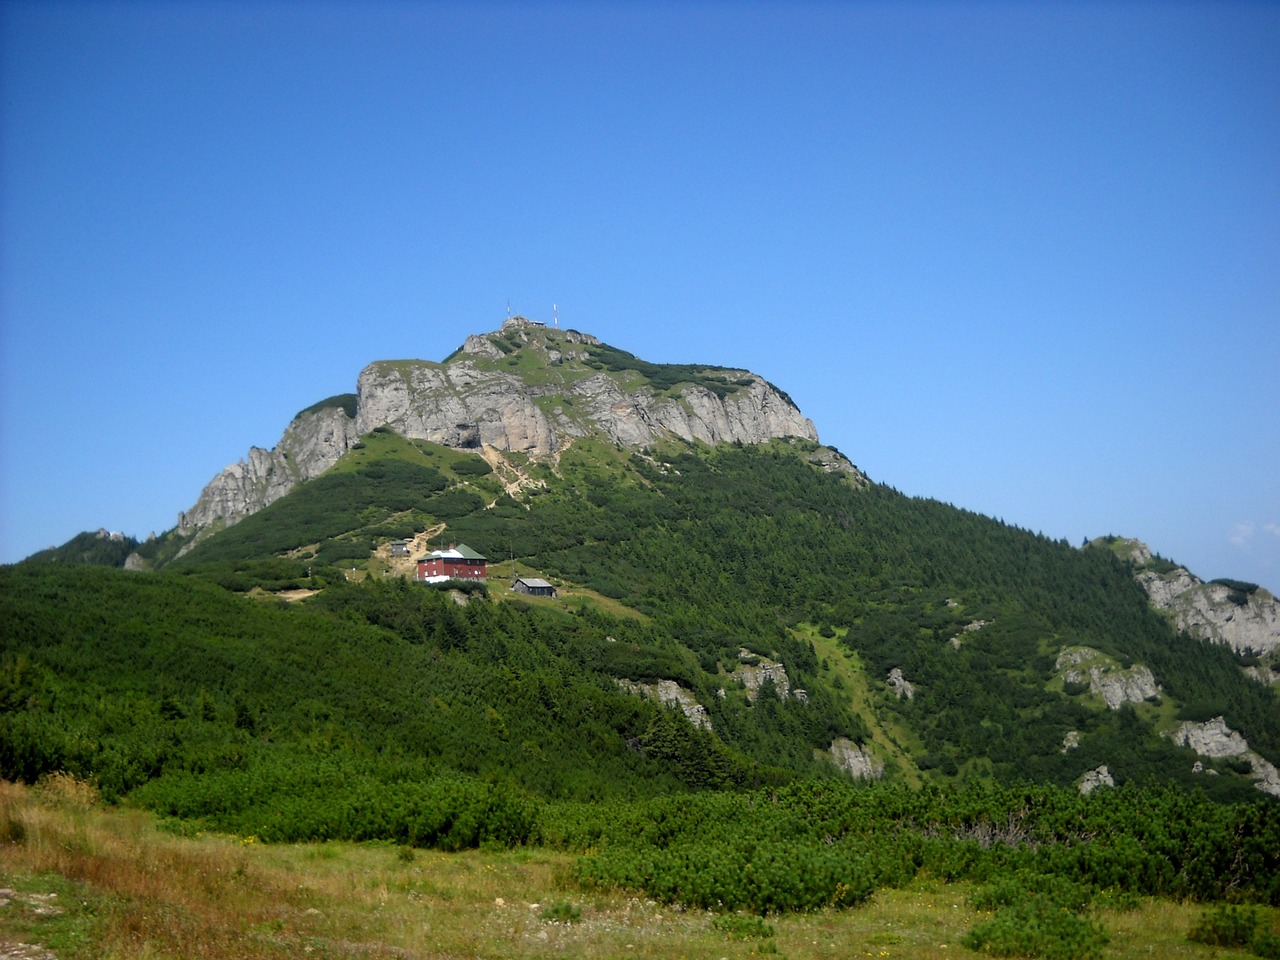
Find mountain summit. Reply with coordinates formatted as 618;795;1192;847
179;317;839;536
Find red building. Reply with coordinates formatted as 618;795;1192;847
415;543;487;583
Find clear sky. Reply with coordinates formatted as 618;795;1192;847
2;1;1277;589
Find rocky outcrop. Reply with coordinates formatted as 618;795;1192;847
735;649;793;700
1172;717;1280;798
615;679;712;730
1173;716;1249;757
948;619;990;649
1101;537;1280;658
355;362;819;457
178;403;359;536
828;738;884;780
356;360;559;455
1056;646;1159;709
179;319;838;535
887;667;915;700
1136;567;1280;657
355;317;818;458
1079;765;1114;795
569;372;819;451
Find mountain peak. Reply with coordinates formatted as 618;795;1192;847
178;322;844;538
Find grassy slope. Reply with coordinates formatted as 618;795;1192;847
448;437;1277;795
807;627;925;787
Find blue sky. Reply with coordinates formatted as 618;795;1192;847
2;1;1277;588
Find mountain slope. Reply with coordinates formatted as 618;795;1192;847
9;320;1279;809
17;439;1280;804
0;563;796;822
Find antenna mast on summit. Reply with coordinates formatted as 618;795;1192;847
554;303;559;329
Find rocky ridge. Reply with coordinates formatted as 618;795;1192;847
178;318;849;538
1103;538;1280;660
178;403;359;536
1137;567;1280;659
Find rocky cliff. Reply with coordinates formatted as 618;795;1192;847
355;320;819;456
1136;567;1280;658
178;318;844;537
1101;538;1280;661
1171;717;1280;798
178;401;359;536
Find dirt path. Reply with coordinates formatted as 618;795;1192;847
481;445;550;503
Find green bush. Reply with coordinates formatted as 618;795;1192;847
573;836;879;914
539;901;582;923
451;457;493;477
1253;931;1280;960
970;870;1095;914
1187;903;1260;947
963;897;1108;960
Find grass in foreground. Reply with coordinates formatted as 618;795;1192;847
0;779;1274;960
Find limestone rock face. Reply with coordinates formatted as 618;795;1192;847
178;320;853;538
178;404;359;536
1136;567;1280;657
736;649;793;700
569;374;819;450
615;679;712;730
460;334;505;360
828;738;884;780
887;667;915;700
356;360;559;455
1172;717;1280;798
1056;646;1159;710
1173;716;1249;758
357;318;818;457
1099;537;1280;658
1079;765;1114;795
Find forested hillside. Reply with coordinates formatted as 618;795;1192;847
1;562;812;837
7;432;1277;812
444;437;1280;791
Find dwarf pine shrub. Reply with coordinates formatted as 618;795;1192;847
962;896;1108;960
1253;931;1280;960
1187;903;1260;947
539;901;582;923
969;869;1095;914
